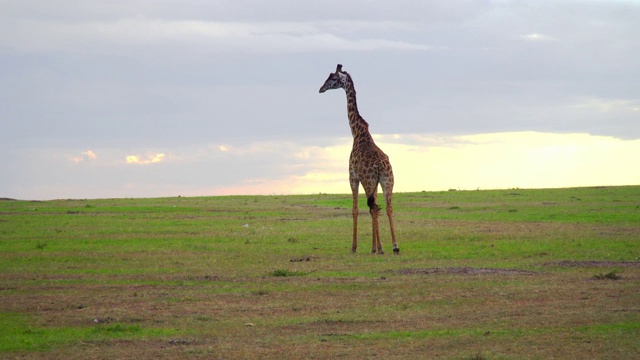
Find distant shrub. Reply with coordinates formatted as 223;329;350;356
270;269;306;277
592;270;622;280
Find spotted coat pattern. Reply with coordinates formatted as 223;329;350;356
319;64;399;255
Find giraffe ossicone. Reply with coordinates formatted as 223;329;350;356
319;64;399;255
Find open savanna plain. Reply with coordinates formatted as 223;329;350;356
1;186;639;359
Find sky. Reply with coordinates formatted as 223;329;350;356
1;0;639;200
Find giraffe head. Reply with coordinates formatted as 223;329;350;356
319;64;348;93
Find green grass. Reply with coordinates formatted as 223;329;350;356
0;186;639;358
0;313;181;352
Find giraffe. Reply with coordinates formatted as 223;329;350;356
319;64;399;255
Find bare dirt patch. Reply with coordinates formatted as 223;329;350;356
391;267;537;276
548;260;640;268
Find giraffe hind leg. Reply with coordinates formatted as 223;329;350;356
367;194;384;255
381;183;399;255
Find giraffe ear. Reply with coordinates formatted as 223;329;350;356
335;64;343;73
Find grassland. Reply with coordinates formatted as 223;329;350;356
1;186;639;359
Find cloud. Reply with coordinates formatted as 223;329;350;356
572;97;640;113
520;33;557;42
83;150;97;160
210;171;346;196
125;153;166;165
69;150;97;163
1;18;432;54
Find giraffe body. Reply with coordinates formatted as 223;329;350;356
320;64;399;255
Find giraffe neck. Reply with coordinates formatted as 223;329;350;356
342;73;371;140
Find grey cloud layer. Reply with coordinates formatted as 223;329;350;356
1;1;639;199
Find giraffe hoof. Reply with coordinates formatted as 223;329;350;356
393;248;400;255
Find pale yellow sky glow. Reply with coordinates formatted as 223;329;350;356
211;132;640;195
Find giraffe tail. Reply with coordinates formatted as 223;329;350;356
367;195;382;214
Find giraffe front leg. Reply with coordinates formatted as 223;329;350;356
350;178;359;253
